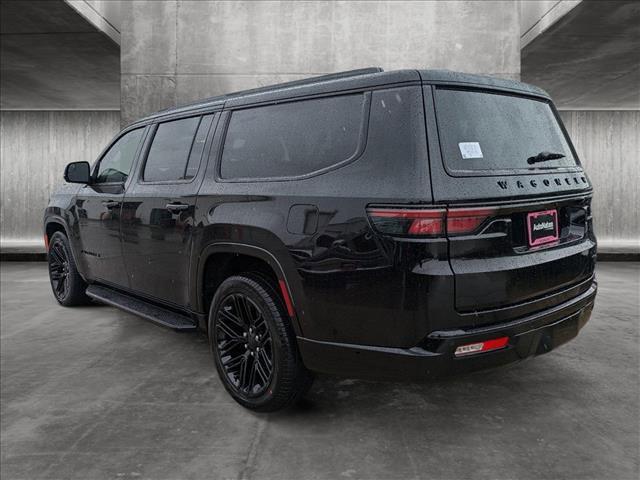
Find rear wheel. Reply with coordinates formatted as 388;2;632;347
208;273;313;412
47;231;90;306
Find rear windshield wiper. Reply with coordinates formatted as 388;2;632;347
527;151;566;165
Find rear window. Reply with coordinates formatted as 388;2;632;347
434;88;578;174
220;94;367;179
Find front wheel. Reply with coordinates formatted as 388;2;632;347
47;231;90;306
208;273;313;412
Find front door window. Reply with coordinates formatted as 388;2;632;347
95;128;144;184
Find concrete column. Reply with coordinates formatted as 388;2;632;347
121;0;520;125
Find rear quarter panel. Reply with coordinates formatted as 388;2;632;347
192;85;439;346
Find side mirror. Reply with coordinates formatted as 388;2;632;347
64;161;91;184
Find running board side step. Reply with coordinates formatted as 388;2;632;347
86;285;197;331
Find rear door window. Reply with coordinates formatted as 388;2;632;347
143;115;213;182
220;94;368;179
434;88;578;175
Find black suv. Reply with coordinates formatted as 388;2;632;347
44;68;597;412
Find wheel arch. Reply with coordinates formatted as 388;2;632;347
44;215;88;281
194;243;304;336
44;218;69;244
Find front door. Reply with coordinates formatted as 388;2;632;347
121;113;217;308
75;127;147;286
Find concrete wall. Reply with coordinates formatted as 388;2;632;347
0;110;120;252
4;1;635;255
121;0;521;125
560;110;640;253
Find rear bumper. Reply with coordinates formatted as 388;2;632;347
298;280;596;381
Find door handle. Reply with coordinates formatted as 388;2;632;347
165;203;189;212
102;200;120;209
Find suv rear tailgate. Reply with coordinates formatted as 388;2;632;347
449;194;595;314
422;81;597;325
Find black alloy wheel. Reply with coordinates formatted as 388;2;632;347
216;293;274;397
48;238;70;300
47;231;90;306
209;273;313;412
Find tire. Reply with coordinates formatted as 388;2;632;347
208;273;313;412
47;231;90;306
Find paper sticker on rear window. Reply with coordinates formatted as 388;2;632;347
458;142;483;159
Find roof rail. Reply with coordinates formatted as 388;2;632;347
285;67;385;87
221;67;385;101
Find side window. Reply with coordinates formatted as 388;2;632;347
143;115;212;182
95;128;144;183
220;94;367;179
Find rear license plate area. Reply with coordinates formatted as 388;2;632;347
527;209;559;247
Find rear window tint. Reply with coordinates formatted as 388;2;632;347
435;88;578;174
143;116;201;182
220;94;367;179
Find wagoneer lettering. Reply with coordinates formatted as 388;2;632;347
44;68;597;412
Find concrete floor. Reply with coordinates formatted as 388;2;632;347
1;262;638;480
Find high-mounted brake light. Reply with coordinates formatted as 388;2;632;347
454;337;509;357
366;206;496;237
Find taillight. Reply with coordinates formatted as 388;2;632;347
366;208;445;236
367;206;496;237
446;207;496;235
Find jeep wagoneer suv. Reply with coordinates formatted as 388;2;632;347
45;68;597;411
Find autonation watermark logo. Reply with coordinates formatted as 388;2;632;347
533;222;554;231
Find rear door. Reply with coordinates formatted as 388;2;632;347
423;85;596;322
121;113;217;308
